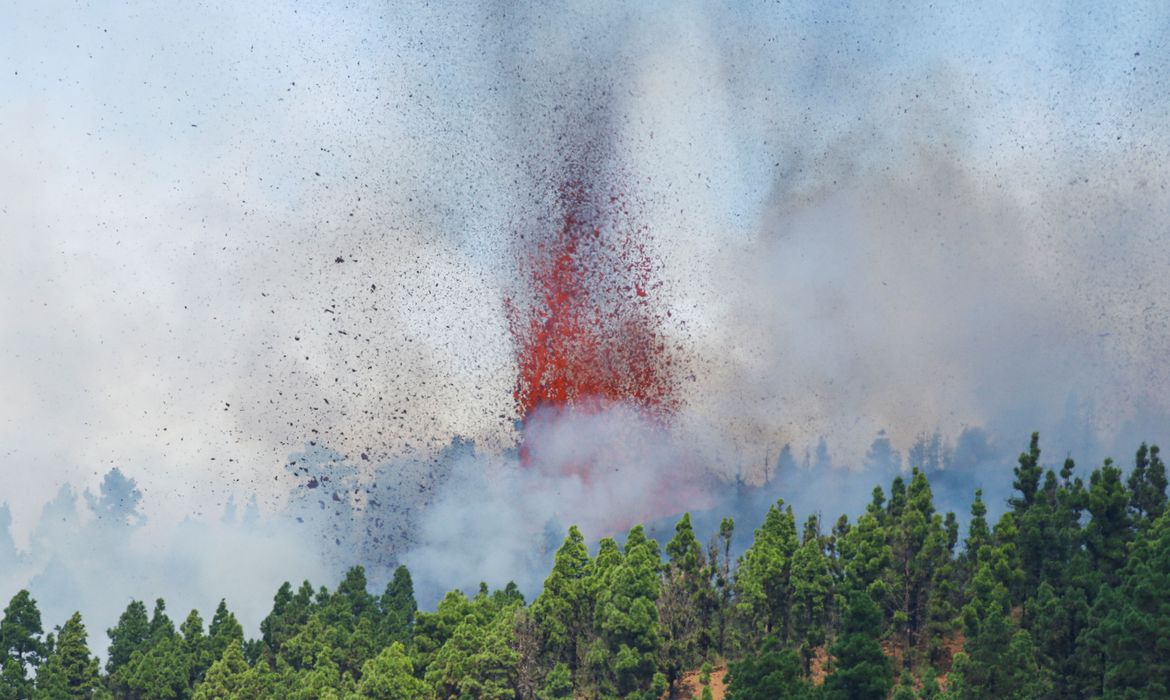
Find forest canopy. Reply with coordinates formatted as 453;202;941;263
3;434;1168;699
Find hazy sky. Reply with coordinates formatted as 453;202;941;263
4;0;1170;545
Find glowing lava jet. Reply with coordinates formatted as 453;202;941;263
507;177;680;479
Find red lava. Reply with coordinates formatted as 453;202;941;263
507;177;678;475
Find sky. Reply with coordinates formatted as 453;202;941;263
2;0;1170;620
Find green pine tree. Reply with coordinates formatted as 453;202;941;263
0;590;46;700
380;565;417;647
725;638;815;700
106;601;150;675
659;513;716;690
531;526;594;682
735;500;799;645
355;642;431;699
35;613;101;700
822;590;893;700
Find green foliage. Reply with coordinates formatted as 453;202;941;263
412;590;473;677
1128;443;1168;527
35;612;101;700
531;525;595;687
192;641;274;700
380;565;417;647
424;606;519;700
1010;432;1044;515
355;642;431;699
1078;509;1170;697
1085;459;1134;586
947;618;1052;700
180;608;213;687
839;511;894;612
208;599;245;664
735;500;799;644
789;515;833;672
892;671;916;700
725;638;815;700
659;513;717;689
0;658;30;700
591;525;663;698
261;581;316;659
106;601;150;675
1026;581;1088;699
539;662;573;699
0;590;46;700
822;591;892;700
116;635;192;700
149;599;176;642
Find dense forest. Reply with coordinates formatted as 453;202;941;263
3;434;1169;699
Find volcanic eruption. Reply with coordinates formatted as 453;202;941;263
507;171;682;479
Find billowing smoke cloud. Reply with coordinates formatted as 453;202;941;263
0;469;333;658
703;147;1170;470
402;403;719;606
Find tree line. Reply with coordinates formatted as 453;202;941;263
2;434;1168;699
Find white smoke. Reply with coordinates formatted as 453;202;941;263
0;471;332;659
401;402;719;605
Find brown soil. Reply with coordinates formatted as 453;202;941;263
808;645;830;685
667;629;969;699
935;630;967;690
881;639;905;671
670;664;728;700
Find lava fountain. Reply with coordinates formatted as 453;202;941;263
507;174;686;487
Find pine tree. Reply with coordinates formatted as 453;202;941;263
411;590;474;678
714;517;735;656
925;516;960;668
948;613;1051;700
659;513;714;689
789;514;833;673
539;663;573;699
117;635;191;700
725;638;815;700
35;613;101;700
962;490;991;570
0;590;46;700
106;600;150;675
179;609;212;688
380;565;417;646
890;468;949;662
208;600;245;667
838;510;894;617
1077;509;1170;696
355;642;430;699
425;606;519;700
1085;460;1134;587
1026;581;1088;700
953;527;1051;700
1128;443;1168;527
192;642;250;700
1010;432;1043;515
735;500;799;644
592;526;664;699
149;598;175;642
324;566;376;634
261;581;315;659
822;591;892;700
531;526;594;680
